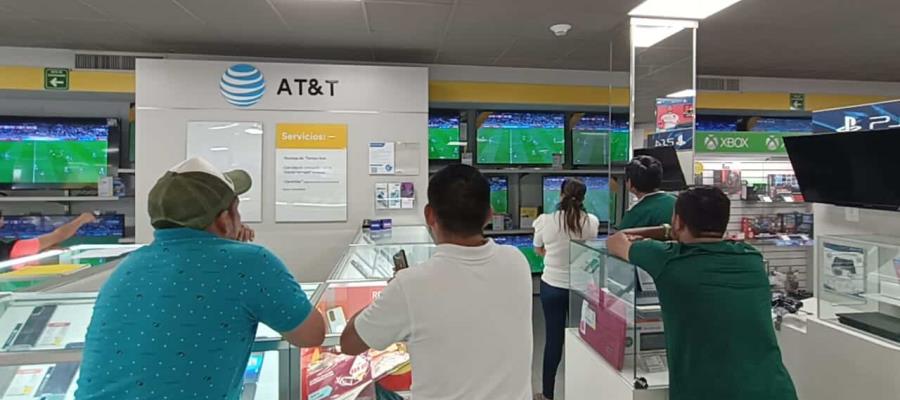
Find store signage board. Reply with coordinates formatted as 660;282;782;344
696;131;808;154
274;123;348;222
790;93;805;111
812;99;900;133
137;59;427;113
43;68;69;90
648;128;693;150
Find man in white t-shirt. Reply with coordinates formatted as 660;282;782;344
341;165;533;400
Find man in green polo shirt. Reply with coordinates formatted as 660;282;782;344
617;155;676;230
608;186;797;400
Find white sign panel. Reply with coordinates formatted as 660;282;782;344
186;121;264;222
275;123;348;222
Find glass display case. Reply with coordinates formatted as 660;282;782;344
569;240;668;389
818;234;900;343
0;281;321;400
0;245;143;292
330;226;435;281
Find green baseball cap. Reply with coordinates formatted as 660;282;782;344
149;157;251;230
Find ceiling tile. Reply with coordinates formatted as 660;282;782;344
270;0;367;32
436;54;498;66
367;0;453;4
0;0;106;20
501;38;587;60
80;0;202;27
35;19;149;49
365;2;451;36
0;18;63;43
374;48;436;64
439;33;517;58
177;0;289;37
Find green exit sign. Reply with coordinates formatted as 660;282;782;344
44;68;70;90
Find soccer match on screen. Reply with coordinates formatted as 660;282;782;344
0;120;109;185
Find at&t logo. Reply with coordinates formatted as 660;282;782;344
219;64;266;107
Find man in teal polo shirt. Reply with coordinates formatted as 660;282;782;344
76;158;325;400
617;155;677;230
608;186;797;400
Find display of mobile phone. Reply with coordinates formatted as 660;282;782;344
326;307;348;333
11;305;57;349
36;362;79;396
243;353;264;384
0;367;17;396
393;250;409;272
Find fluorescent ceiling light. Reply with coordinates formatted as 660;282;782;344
630;18;697;48
667;89;696;98
629;0;743;20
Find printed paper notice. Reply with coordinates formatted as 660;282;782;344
275;123;348;222
368;142;395;175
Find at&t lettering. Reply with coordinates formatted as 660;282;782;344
277;78;339;96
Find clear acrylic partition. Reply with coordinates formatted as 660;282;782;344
817;235;900;344
332;226;436;281
302;280;410;400
570;240;668;389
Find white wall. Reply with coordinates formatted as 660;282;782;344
136;59;429;281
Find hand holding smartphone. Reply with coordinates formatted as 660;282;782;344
392;250;409;274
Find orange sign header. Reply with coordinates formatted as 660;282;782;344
275;123;348;149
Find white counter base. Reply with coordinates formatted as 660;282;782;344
565;328;667;400
777;315;900;400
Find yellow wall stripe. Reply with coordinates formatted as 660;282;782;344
0;66;44;90
69;70;135;93
0;65;894;111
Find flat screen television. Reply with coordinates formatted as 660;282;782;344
633;146;688;191
749;117;811;133
489;176;509;214
491;234;544;274
477;112;564;165
542;176;610;221
695;115;739;132
572;113;630;165
0;116;119;189
0;213;125;239
784;131;900;211
428;112;461;160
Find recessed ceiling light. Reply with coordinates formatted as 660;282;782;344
629;0;742;20
549;24;572;37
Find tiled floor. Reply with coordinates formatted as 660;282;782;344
532;296;566;400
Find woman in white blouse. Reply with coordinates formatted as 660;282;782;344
532;178;600;400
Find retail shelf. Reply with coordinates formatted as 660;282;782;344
0;196;119;202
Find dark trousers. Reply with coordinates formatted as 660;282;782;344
540;280;569;399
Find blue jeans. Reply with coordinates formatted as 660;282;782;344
540;280;569;399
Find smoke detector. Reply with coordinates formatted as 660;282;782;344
550;24;572;37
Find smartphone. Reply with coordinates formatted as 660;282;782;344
326;307;348;333
36;362;79;396
243;353;264;384
393;250;409;272
11;305;57;349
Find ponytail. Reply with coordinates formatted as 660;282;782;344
557;178;588;237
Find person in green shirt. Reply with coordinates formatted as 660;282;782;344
617;155;677;230
607;186;798;400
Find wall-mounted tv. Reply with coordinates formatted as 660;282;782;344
491;234;544;274
477;112;564;165
428;112;461;160
0;116;118;189
572;113;630;165
695;115;739;132
749;117;811;133
0;214;125;239
784;131;900;211
542;176;610;221
489;176;509;214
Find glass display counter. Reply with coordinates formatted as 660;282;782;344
818;234;900;343
331;226;435;281
0;245;143;292
569;240;668;389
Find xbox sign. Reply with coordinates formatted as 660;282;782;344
697;132;803;154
